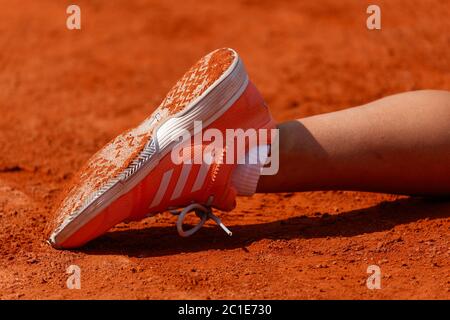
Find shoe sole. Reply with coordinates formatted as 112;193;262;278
49;49;248;248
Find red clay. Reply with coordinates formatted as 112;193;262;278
0;0;449;299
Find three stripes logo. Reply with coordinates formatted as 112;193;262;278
149;155;213;208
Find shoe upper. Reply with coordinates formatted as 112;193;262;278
128;81;276;220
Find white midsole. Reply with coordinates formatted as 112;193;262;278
50;50;249;247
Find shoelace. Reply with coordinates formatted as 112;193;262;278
170;203;232;237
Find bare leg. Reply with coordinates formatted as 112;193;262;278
257;90;450;196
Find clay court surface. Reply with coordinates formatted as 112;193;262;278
0;0;449;299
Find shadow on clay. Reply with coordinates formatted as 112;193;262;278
79;196;450;258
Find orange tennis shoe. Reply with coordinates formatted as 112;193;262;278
49;48;276;249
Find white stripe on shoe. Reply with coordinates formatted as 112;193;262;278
191;157;212;192
149;169;174;208
170;164;192;200
150;153;214;208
